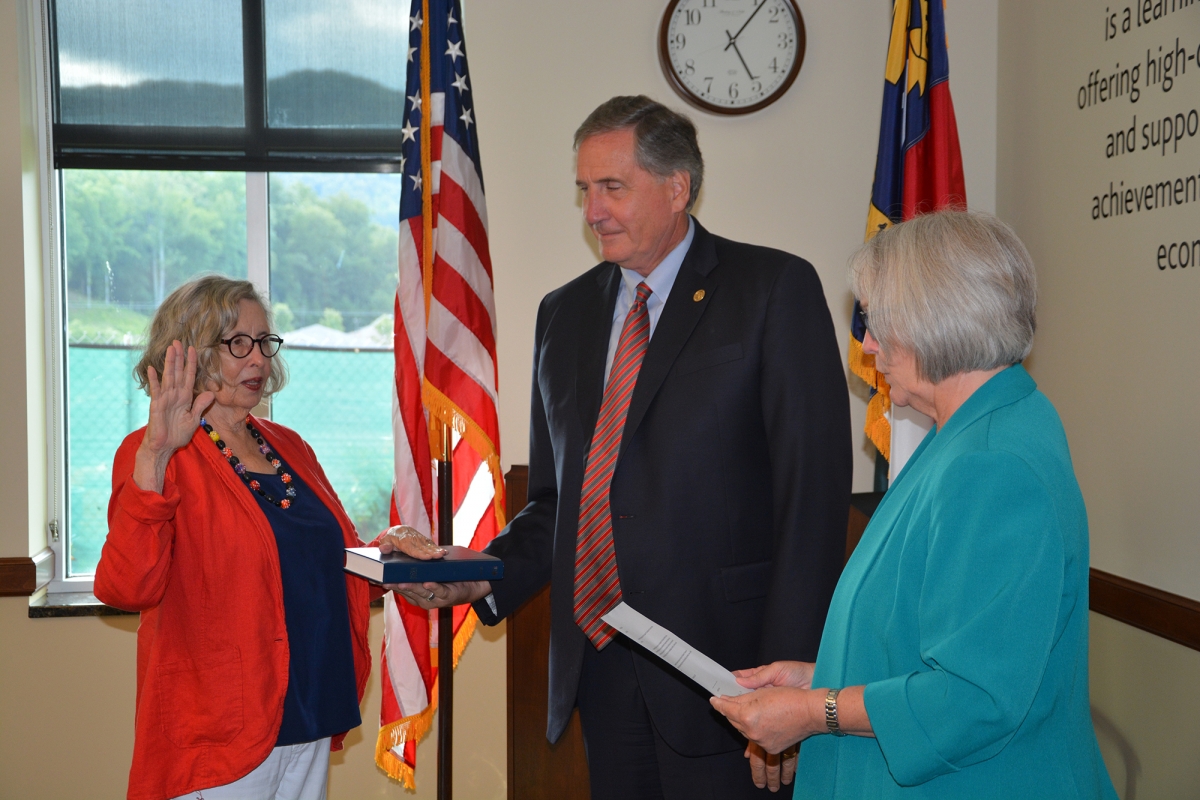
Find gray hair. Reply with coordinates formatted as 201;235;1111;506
848;210;1037;384
135;274;288;398
574;95;704;211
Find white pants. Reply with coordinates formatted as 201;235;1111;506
170;737;330;800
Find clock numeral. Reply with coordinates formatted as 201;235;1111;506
769;4;782;22
672;32;686;49
703;77;713;94
685;8;701;25
751;80;762;94
778;32;793;48
769;57;779;73
702;0;716;7
728;82;739;99
683;59;696;75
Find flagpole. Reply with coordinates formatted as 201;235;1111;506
436;421;454;800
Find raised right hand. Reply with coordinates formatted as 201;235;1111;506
133;341;214;493
142;340;215;456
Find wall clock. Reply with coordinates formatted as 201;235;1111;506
659;0;806;115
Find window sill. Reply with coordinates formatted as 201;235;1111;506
29;592;135;618
28;592;387;618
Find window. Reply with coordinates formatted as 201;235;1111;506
45;0;407;589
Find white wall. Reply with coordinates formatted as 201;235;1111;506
996;0;1199;600
996;1;1200;795
470;0;998;492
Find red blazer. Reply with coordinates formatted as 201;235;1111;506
95;417;378;800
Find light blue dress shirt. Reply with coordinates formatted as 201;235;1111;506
602;216;694;388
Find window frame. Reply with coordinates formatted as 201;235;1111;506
49;0;405;174
38;0;406;594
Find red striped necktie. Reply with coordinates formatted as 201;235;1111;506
574;282;653;649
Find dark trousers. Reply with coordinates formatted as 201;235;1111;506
576;636;794;800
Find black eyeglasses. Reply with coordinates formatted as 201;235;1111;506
856;305;870;333
219;334;284;358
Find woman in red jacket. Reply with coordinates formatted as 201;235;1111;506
95;275;399;800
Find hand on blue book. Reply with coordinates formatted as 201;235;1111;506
376;526;494;609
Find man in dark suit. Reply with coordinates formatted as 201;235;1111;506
389;96;851;799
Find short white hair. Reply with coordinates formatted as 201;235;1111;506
848;210;1037;384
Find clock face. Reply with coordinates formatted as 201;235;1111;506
660;0;806;115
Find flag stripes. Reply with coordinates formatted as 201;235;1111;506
380;0;503;788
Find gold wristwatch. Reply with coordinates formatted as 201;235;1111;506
824;687;846;736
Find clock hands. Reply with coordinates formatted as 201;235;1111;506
725;34;758;81
724;0;769;81
724;0;769;49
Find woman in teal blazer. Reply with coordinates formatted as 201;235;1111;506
713;211;1117;799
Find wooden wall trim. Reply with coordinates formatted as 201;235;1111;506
0;548;55;597
1090;568;1200;652
846;493;1200;652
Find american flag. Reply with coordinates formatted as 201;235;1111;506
379;0;504;786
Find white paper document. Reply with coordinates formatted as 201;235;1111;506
601;602;749;697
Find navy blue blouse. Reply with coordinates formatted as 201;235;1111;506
248;462;362;746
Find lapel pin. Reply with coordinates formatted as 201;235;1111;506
693;289;705;302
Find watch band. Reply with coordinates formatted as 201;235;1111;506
825;687;846;736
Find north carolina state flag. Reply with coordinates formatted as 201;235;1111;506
850;0;966;465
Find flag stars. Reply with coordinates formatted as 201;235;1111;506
410;12;422;32
451;72;469;95
459;106;474;129
408;92;422;112
399;154;407;173
447;8;457;26
408;44;418;63
410;172;423;191
446;39;464;62
401;120;418;143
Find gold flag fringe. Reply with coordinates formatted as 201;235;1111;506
848;335;891;461
375;699;434;789
422;382;508;530
374;607;485;789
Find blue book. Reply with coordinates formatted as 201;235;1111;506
344;545;503;584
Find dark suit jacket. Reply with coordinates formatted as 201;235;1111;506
475;220;851;756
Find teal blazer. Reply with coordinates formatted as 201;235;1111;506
797;366;1116;799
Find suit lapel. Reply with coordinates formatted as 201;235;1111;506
619;223;719;455
576;264;622;439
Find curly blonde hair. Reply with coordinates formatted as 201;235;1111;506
134;275;289;398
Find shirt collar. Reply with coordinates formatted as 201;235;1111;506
617;215;695;308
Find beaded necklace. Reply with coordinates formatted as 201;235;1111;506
200;416;297;509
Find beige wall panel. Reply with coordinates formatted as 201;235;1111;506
0;603;508;800
1;0;33;560
996;0;1200;599
1089;612;1200;799
0;602;139;799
